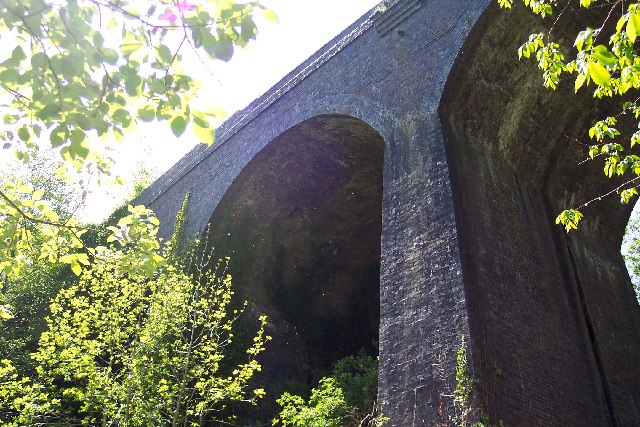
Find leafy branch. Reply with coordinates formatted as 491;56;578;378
499;0;640;231
0;0;278;279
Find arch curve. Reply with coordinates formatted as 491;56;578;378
439;2;640;425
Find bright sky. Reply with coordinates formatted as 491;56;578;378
84;0;381;223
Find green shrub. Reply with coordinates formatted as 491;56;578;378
273;354;387;427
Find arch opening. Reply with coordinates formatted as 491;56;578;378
621;203;640;303
204;114;385;415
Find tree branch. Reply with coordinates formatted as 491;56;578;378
0;188;89;241
0;0;64;112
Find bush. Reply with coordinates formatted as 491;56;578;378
273;354;387;427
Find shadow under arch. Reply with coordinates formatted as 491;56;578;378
439;2;640;425
204;113;385;419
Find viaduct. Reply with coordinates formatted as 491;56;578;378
137;0;640;424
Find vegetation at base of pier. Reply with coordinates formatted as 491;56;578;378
273;354;387;427
437;337;503;427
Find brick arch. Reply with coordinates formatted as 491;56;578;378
204;113;386;420
440;2;640;425
140;96;404;242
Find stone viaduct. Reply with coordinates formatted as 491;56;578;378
137;0;640;424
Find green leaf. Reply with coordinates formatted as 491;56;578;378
206;37;234;61
138;107;155;122
11;45;26;62
262;8;279;23
555;209;583;232
575;73;586;92
69;129;89;159
0;306;13;320
621;188;638;204
202;106;227;118
575;28;594;51
70;261;82;276
50;125;67;148
101;48;119;65
592;46;617;67
629;13;640;43
76;253;90;265
154;44;173;67
149;78;166;94
93;32;105;48
38;104;61;120
17;127;30;142
32;189;44;200
192;114;209;128
0;68;19;84
170;116;188;137
125;75;143;96
31;52;47;69
120;39;143;55
192;120;215;144
112;109;131;127
241;16;258;42
61;55;82;76
587;61;611;86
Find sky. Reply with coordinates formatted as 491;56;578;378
83;0;381;223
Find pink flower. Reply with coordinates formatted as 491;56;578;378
176;1;196;12
158;8;177;22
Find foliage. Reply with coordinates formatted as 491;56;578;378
0;177;86;280
0;156;82;320
450;336;482;427
0;150;82;220
0;259;72;376
0;174;270;425
622;216;640;301
275;378;350;427
454;337;475;408
169;192;193;266
102;203;167;276
0;0;278;281
332;353;379;417
1;0;276;158
0;245;269;426
448;337;502;427
273;355;387;427
130;162;159;200
497;0;640;230
0;3;277;422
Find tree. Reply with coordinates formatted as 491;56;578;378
0;152;82;320
0;236;269;426
0;0;278;282
497;0;640;231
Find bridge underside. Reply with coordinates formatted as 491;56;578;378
139;1;640;424
441;2;640;425
205;115;384;419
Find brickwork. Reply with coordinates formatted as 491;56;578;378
138;0;640;425
440;3;640;425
